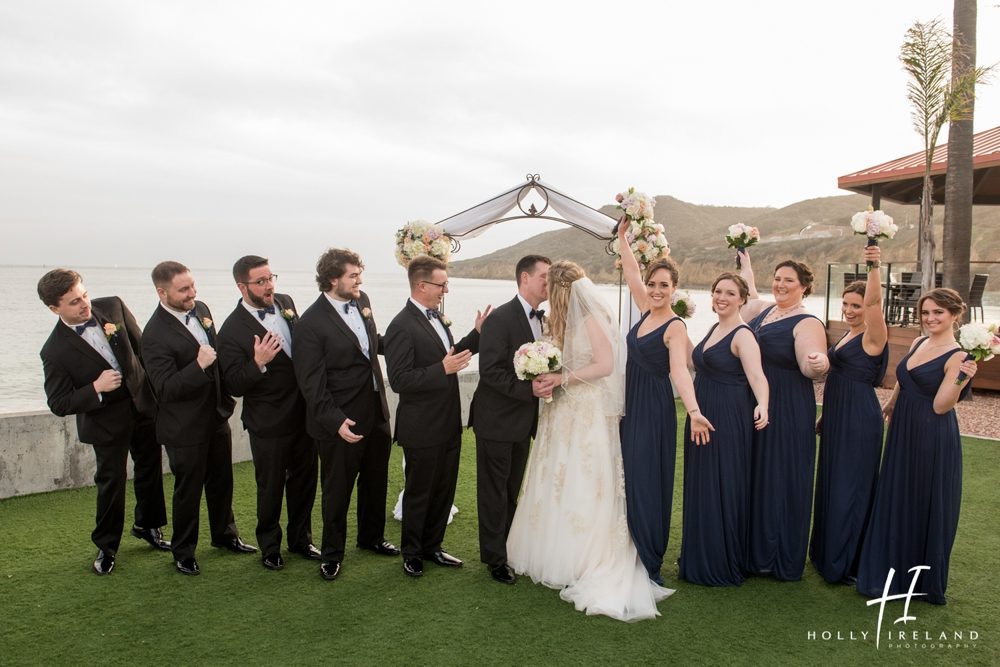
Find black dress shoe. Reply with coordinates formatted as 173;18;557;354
360;540;401;556
92;550;115;575
425;550;463;567
131;525;171;551
489;563;516;585
402;557;423;577
289;544;322;560
319;561;341;581
262;553;285;571
211;537;258;554
175;557;200;575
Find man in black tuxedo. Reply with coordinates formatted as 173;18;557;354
293;248;400;581
216;255;319;572
141;261;255;576
384;255;491;578
469;255;551;585
38;269;169;575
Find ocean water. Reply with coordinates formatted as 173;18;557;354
5;264;832;414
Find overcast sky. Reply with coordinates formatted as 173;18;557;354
2;0;998;274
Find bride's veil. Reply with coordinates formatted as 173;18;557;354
561;277;626;417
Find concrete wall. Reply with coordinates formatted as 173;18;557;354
0;371;480;500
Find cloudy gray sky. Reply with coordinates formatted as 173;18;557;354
2;0;998;274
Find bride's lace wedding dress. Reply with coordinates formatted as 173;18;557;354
506;278;672;621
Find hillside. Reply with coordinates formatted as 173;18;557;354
448;193;1000;293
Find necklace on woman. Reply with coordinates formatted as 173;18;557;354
763;303;802;325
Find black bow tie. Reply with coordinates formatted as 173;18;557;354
75;319;98;335
530;308;545;320
343;300;359;314
426;308;442;320
257;305;275;320
184;309;197;325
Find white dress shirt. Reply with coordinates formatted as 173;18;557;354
67;319;121;372
517;294;543;341
241;300;292;358
161;303;210;346
326;294;370;358
410;297;449;351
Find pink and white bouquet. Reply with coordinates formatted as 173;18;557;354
850;208;897;271
394;220;452;268
725;223;761;269
955;322;1000;384
513;340;563;403
611;187;669;271
671;290;696;319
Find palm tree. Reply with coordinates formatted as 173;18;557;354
900;18;989;295
943;0;977;316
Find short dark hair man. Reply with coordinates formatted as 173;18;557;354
38;268;169;575
469;255;551;584
216;255;319;571
141;261;255;575
293;248;399;581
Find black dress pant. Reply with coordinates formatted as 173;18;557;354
475;436;531;566
249;428;318;556
317;419;391;562
164;421;239;561
400;435;461;559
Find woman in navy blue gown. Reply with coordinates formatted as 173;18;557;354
810;245;888;584
616;220;712;585
679;273;769;586
856;288;977;604
739;251;829;581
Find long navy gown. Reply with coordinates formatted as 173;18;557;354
620;312;679;585
856;339;967;605
810;333;888;584
746;307;820;581
679;323;754;586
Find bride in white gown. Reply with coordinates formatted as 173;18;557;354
506;261;673;622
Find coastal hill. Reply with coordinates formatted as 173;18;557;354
448;193;1000;293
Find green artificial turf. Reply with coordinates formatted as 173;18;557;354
1;403;997;665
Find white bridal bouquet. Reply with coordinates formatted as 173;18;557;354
611;187;669;271
849;208;898;270
725;223;761;269
394;220;452;268
955;322;1000;384
513;340;563;403
671;290;696;319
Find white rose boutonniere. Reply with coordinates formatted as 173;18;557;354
361;307;372;319
440;315;452;328
281;308;295;321
200;317;213;331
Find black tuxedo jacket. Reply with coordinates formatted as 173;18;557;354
293;291;389;441
40;296;156;447
141;301;235;447
469;296;539;442
216;294;306;438
384;300;479;449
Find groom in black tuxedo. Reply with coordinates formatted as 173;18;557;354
293;248;399;582
469;255;550;584
384;255;491;578
142;261;255;576
216;255;318;572
38;269;169;575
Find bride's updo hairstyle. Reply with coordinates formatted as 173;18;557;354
546;260;586;348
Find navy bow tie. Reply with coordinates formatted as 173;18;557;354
426;308;442;320
184;309;197;325
257;305;275;320
75;319;98;335
530;308;545;320
343;300;359;314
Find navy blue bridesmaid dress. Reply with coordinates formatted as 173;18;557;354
746;306;820;581
679;323;754;586
810;333;888;584
856;339;967;604
620;311;680;585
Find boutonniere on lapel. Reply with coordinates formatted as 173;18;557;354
440;315;452;328
103;323;120;341
281;308;295;321
361;307;372;320
200;317;213;331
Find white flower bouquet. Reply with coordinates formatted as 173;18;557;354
394;220;452;268
850;208;897;271
955;322;1000;384
671;290;696;319
725;223;761;269
610;187;669;271
513;340;563;403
